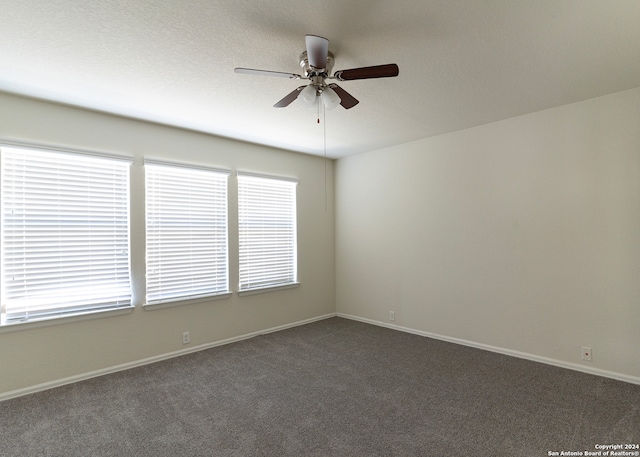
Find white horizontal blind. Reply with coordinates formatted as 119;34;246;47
1;147;132;324
238;173;297;292
145;162;229;304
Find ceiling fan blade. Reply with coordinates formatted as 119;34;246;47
305;35;329;69
234;67;301;79
274;86;307;108
328;84;359;109
334;63;399;81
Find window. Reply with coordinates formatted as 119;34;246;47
145;160;230;305
1;146;132;325
237;172;298;293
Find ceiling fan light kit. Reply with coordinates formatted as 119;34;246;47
235;35;399;110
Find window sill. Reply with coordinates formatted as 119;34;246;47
0;305;135;334
143;292;232;310
237;282;300;297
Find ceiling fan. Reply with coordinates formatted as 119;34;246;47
234;35;399;110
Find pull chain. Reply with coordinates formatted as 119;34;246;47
323;98;327;212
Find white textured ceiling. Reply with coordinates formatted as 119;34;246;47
1;0;639;159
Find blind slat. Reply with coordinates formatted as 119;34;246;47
1;147;132;323
145;163;229;304
237;174;297;292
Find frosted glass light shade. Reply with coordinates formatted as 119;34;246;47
299;85;317;106
305;95;320;111
322;87;340;110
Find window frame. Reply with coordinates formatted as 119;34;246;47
0;143;133;326
237;171;299;295
144;159;231;307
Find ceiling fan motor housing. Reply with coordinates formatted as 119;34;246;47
299;51;334;79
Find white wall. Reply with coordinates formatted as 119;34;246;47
0;92;335;397
335;87;640;383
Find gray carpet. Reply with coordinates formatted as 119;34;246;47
1;317;638;456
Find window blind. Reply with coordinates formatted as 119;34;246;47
237;173;297;292
1;146;132;324
145;162;229;305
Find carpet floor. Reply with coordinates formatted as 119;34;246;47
1;317;638;456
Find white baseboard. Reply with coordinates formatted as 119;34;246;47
0;313;337;402
337;313;640;386
5;311;635;402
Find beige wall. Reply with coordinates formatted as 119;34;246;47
335;87;640;383
0;92;335;397
2;84;639;397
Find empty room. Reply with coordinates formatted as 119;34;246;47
1;1;639;456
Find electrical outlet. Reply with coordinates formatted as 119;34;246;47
182;331;190;345
390;311;395;321
581;346;592;361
